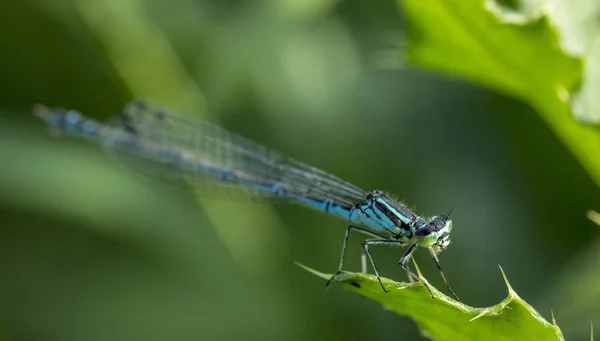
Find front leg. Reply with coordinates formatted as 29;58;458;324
428;247;459;300
398;244;434;298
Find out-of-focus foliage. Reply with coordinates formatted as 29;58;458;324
401;0;600;191
546;0;600;124
0;0;599;340
542;212;600;340
546;235;600;341
304;265;565;341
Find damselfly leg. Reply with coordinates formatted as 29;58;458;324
326;226;405;293
362;239;406;293
325;226;386;289
428;247;459;300
398;244;434;298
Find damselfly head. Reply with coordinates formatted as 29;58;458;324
433;215;452;250
414;215;452;249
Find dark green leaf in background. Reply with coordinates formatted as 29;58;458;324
399;0;600;191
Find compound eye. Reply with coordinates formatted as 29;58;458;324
415;226;434;237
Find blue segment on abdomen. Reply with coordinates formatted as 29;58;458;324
294;195;399;235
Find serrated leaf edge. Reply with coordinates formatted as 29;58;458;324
298;261;563;334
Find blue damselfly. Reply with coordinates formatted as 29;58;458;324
34;100;458;300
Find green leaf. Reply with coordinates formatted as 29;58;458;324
398;0;600;189
299;263;564;341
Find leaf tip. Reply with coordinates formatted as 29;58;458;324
498;265;516;297
412;257;424;278
591;321;594;341
551;309;557;326
469;309;490;322
295;261;331;280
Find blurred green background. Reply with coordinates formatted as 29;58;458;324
0;0;598;340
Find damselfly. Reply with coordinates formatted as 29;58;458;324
34;100;458;300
